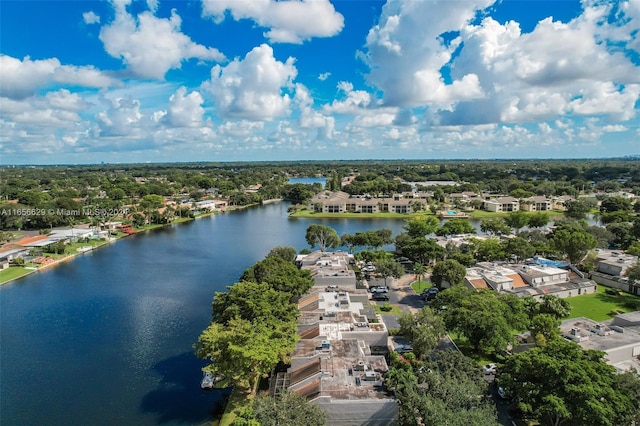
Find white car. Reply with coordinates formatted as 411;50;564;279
370;286;388;293
483;363;497;375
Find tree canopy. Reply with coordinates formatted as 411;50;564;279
430;259;466;288
499;339;640;426
305;224;340;252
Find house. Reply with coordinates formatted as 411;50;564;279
551;195;574;211
590;250;640;295
271;290;397;425
308;191;424;214
296;251;357;290
521;196;552;211
482;196;519;212
448;192;478;204
463;262;597;300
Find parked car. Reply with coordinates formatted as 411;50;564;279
394;344;414;354
372;293;390;301
422;287;439;301
370;286;389;293
497;386;508;399
483;363;497;375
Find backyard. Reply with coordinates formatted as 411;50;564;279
566;285;640;321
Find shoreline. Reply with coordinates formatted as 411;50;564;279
0;200;285;287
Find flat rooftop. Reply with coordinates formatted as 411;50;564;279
560;317;640;352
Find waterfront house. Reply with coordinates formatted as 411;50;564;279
482;196;520;212
272;290;397;425
520;196;552;211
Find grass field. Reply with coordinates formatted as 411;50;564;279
373;302;404;316
566;285;640;321
0;267;36;285
289;208;434;219
411;281;431;294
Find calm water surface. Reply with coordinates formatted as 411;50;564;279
0;202;408;425
0;202;583;425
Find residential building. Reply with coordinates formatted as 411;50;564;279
590;250;640;295
464;262;597;299
308;191;428;214
296;251;357;290
520;196;552;211
482;196;520;212
560;313;640;373
271;290;397;425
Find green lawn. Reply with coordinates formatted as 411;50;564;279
411;281;431;294
289;208;435;219
372;302;404;316
566;285;640;321
469;210;565;219
0;267;36;285
219;386;253;426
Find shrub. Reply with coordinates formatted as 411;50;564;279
380;303;393;312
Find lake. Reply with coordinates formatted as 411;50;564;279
0;202;585;424
0;202;409;425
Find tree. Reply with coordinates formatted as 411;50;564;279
403;216;439;238
504;210;529;233
500;339;637;426
438;287;522;352
537;294;572;319
195;317;296;394
375;259;405;285
398;307;446;358
436;219;476;236
528;211;550;228
501;237;535;263
247;391;326;426
469;238;505;262
266;246;298;262
600;196;633;213
606;222;635;249
625;262;640;285
480;218;511;236
386;350;500;426
565;199;592;219
211;281;299;326
241;256;314;298
529;313;561;345
398;237;446;265
626;241;640;257
413;262;426;282
305;224;340;252
431;259;466;288
549;224;597;264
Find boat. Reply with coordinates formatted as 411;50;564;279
201;372;214;390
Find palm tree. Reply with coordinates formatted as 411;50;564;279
413;262;426;283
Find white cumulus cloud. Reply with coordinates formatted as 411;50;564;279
201;0;344;44
363;0;492;108
203;44;297;120
0;55;117;100
99;2;225;79
83;11;101;24
166;87;205;127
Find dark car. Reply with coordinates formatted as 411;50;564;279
422;287;439;301
372;293;390;301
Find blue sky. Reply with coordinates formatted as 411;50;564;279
1;0;639;164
